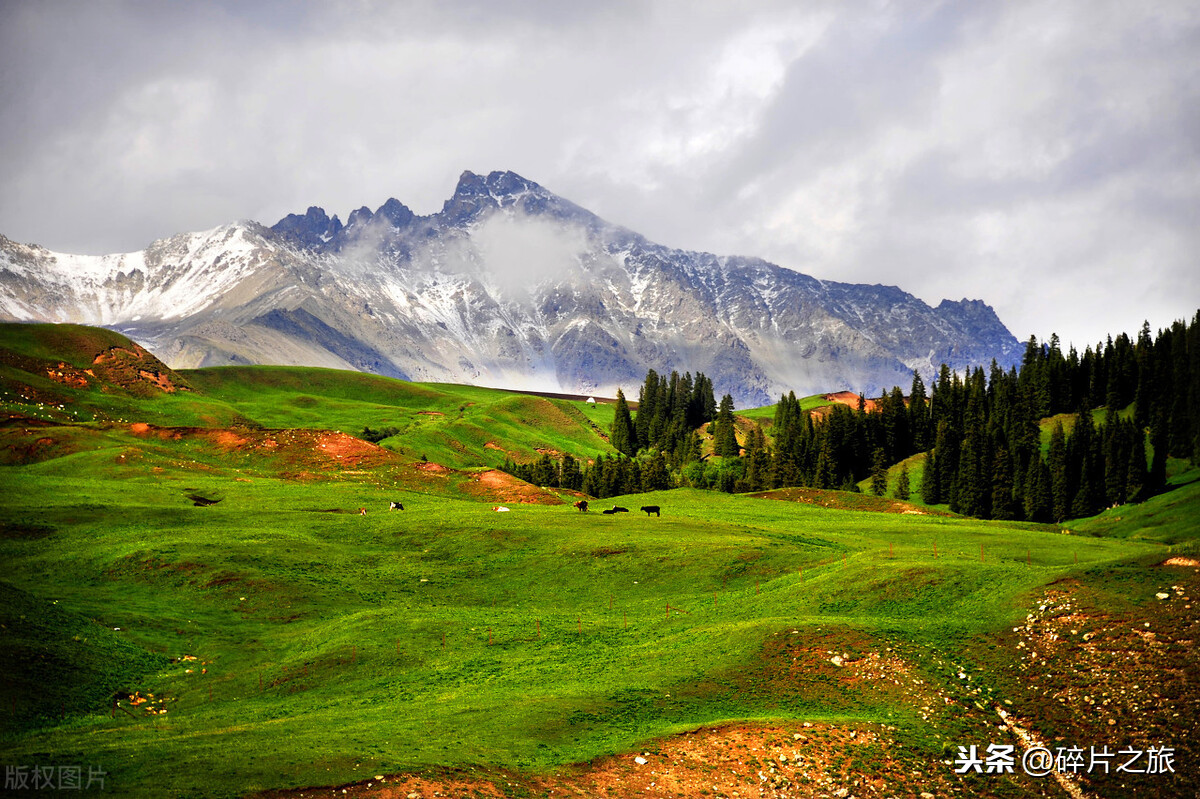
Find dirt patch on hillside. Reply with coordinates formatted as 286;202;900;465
1161;556;1200;567
315;432;383;463
211;430;251;450
968;570;1200;798
124;423;397;472
90;345;189;394
44;361;93;389
251;720;973;799
461;469;564;505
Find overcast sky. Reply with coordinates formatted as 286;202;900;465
2;0;1198;350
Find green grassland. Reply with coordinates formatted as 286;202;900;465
2;324;1198;797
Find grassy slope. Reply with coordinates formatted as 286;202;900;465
1;325;1197;797
1;457;1183;795
183;367;617;469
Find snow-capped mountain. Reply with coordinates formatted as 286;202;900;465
0;170;1022;406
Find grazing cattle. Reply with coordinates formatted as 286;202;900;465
389;501;404;510
358;508;367;516
611;506;630;513
602;508;617;515
641;505;661;517
492;506;510;512
574;499;589;512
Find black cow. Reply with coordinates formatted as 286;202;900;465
611;506;629;513
389;501;404;510
602;508;617;515
574;500;589;512
641;505;661;516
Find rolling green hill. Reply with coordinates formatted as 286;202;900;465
2;323;1198;798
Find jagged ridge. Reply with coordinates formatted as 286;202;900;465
0;171;1021;405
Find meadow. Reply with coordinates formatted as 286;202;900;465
1;324;1197;797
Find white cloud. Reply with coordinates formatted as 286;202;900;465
0;0;1197;348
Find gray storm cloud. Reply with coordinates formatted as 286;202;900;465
0;0;1197;350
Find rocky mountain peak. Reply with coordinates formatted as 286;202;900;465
1;169;1026;406
270;206;343;249
376;198;415;229
346;206;374;228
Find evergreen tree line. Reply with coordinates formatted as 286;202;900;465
501;450;672;500
610;369;718;465
502;312;1200;516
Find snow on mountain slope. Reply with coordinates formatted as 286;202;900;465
0;224;282;324
0;170;1022;406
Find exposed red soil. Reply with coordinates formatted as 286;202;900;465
125;423;397;471
44;361;93;389
823;390;878;412
90;345;188;394
251;721;967;799
462;469;564;505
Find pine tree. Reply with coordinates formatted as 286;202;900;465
1049;421;1069;522
922;448;940;504
895;463;911;501
560;453;582;491
744;425;770;491
582;455;601;497
1024;457;1053;523
1126;429;1148;503
815;437;836;489
908;371;929;452
532;453;557;487
990;447;1017;520
714;393;739;458
870;447;888;496
610;389;637;457
642;449;670;491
